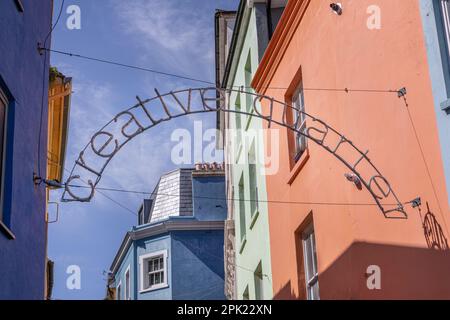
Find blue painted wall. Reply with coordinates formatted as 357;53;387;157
171;230;225;300
192;175;227;221
135;235;172;300
420;0;450;205
112;172;227;300
113;241;134;300
114;233;173;300
0;0;52;299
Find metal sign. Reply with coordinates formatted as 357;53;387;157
62;87;406;219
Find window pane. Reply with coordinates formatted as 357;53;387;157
149;273;155;286
312;281;320;300
148;260;154;272
311;232;318;275
125;271;130;299
303;235;314;282
249;146;257;215
239;176;246;240
441;0;450;59
292;85;306;159
254;264;263;300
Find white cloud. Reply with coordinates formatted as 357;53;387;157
112;0;215;79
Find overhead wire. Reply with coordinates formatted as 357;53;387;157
400;94;450;236
40;47;399;94
65;183;411;208
37;0;66;179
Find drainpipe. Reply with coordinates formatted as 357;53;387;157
266;0;273;40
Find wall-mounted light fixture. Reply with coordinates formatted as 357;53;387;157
330;3;343;15
344;173;362;190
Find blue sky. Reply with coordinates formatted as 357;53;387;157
48;0;238;300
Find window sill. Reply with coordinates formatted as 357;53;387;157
139;283;169;294
249;210;260;230
239;236;247;254
287;149;310;185
0;221;15;240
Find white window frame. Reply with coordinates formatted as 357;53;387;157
139;250;168;293
124;265;131;300
440;0;450;60
116;281;122;300
292;84;307;161
302;224;319;300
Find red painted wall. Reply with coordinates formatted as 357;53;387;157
253;0;450;299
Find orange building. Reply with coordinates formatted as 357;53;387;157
252;0;450;299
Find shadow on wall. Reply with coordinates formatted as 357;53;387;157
275;241;450;300
273;281;299;300
417;202;449;250
274;202;450;300
320;241;450;300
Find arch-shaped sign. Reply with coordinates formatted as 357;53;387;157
62;87;406;219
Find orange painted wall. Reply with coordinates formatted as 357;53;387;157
253;0;450;299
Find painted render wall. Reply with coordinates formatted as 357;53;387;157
254;0;450;299
114;234;172;300
171;230;225;300
227;6;273;300
114;229;226;300
419;0;450;206
114;239;135;300
0;0;53;300
192;175;227;221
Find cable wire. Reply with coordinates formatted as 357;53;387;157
47;163;138;217
65;183;409;208
40;48;215;86
37;0;66;179
41;47;399;94
401;94;450;236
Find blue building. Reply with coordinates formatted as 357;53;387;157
420;0;450;205
0;0;53;299
109;165;227;300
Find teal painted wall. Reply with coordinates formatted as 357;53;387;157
225;5;273;300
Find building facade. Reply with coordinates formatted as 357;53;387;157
419;0;450;205
0;0;54;299
45;67;73;300
217;0;287;300
252;0;450;299
110;165;227;300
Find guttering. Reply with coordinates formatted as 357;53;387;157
251;0;311;95
215;10;236;130
221;0;248;89
58;79;72;182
